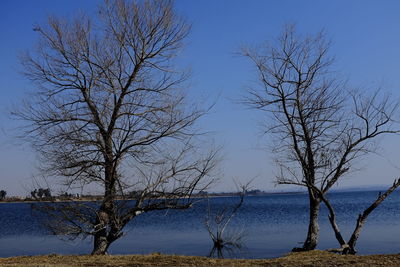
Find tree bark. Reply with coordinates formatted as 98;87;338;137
91;159;116;255
91;216;122;255
302;197;321;250
92;227;110;255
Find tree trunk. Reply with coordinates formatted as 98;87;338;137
91;218;123;255
92;167;114;256
91;155;115;255
302;197;320;250
92;228;110;255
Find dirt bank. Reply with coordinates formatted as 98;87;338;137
1;250;400;266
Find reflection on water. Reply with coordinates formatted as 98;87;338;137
0;190;399;258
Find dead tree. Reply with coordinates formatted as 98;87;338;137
204;186;247;258
15;0;218;255
322;179;400;254
242;24;399;251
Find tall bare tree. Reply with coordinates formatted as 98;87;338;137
15;0;218;255
242;24;399;251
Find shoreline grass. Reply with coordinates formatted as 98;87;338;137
1;250;400;266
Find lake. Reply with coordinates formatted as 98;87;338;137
0;190;399;258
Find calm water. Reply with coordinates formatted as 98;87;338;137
0;190;399;258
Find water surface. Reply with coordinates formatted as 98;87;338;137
0;190;399;258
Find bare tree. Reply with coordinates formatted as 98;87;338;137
242;24;399;251
324;178;400;255
204;185;247;258
15;0;218;255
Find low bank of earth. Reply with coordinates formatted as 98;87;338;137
1;250;400;267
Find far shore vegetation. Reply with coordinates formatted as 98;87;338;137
0;188;305;203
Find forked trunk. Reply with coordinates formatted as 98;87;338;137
91;215;125;255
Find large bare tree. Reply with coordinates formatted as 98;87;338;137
242;25;399;251
16;0;218;255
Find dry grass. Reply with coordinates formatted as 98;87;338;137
1;250;400;267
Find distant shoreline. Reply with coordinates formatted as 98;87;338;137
0;191;310;204
1;188;392;204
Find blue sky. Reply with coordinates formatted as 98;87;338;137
1;0;400;195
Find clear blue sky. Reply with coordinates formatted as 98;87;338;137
1;0;400;195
